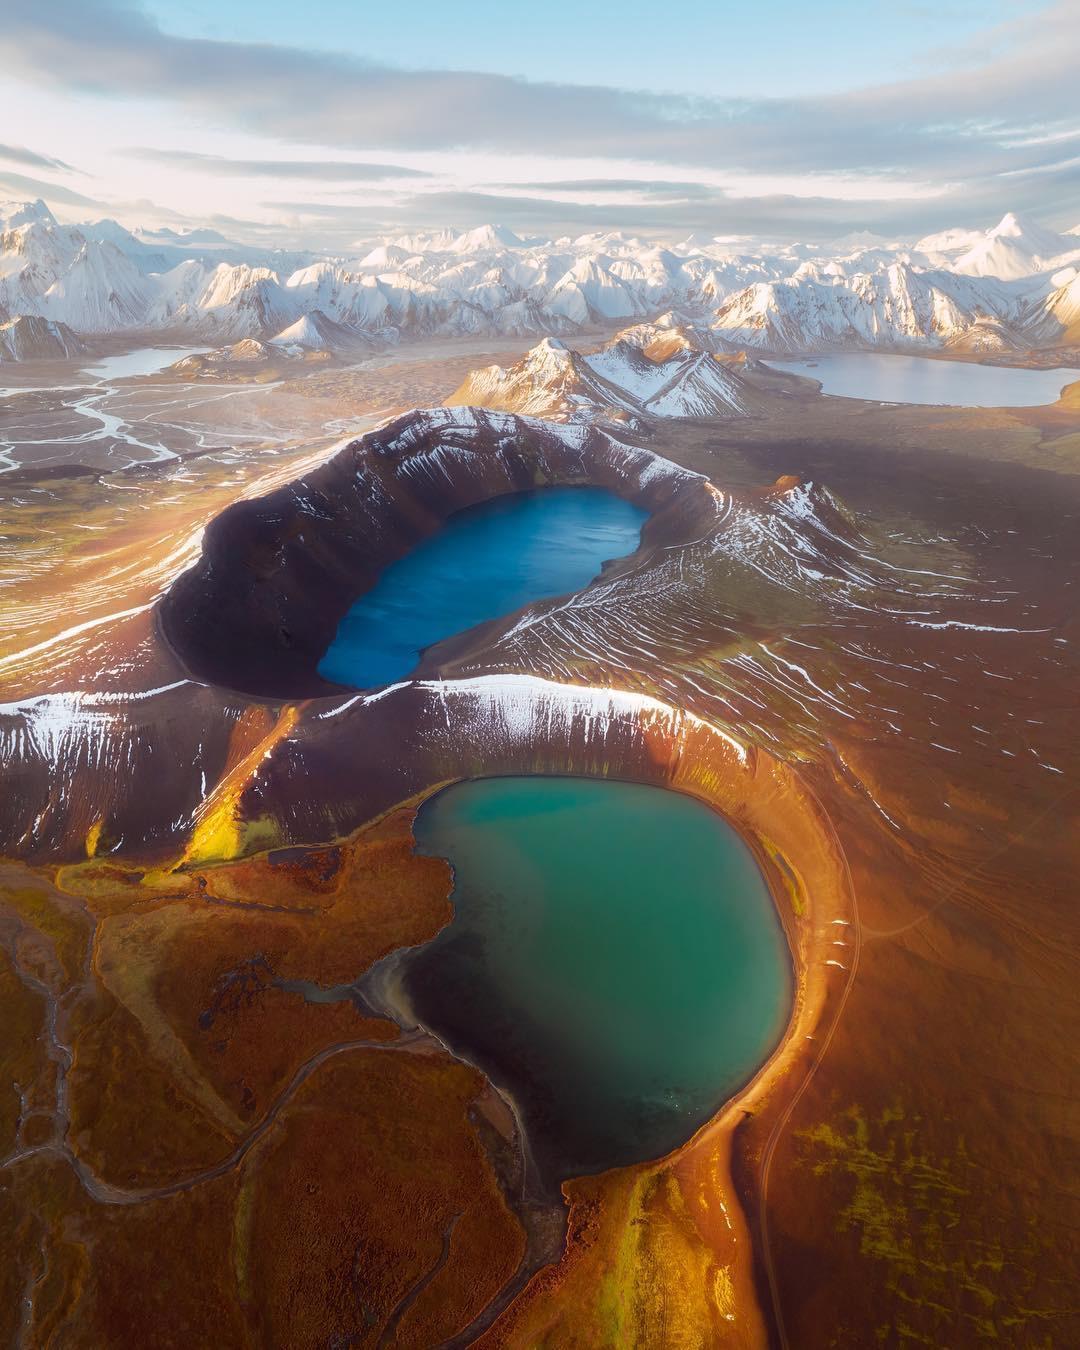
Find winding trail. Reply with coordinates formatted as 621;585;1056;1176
379;1212;463;1347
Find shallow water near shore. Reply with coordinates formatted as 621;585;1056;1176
318;487;647;689
772;352;1072;406
401;776;793;1189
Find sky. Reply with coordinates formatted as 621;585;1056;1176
1;0;1078;250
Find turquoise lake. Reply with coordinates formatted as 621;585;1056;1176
403;776;793;1189
318;487;647;689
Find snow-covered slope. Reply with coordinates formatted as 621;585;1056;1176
641;351;750;417
584;333;752;415
447;337;640;420
919;212;1076;278
269;312;334;350
3;198;1079;357
1020;271;1080;346
268;308;377;354
711;263;1019;353
0;199;56;230
452;223;525;252
42;241;151;331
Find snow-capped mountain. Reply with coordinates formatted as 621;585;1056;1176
919;212;1071;276
585;332;753;416
710;262;1020;353
448;327;758;422
268;308;378;354
448;338;639;420
2;199;1079;357
451;223;526;253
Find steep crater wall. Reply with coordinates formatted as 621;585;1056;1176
157;407;718;699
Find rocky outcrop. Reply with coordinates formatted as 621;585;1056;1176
0;313;85;361
165;338;286;374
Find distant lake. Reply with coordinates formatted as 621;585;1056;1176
85;347;206;381
771;353;1074;407
400;776;793;1190
318;487;647;689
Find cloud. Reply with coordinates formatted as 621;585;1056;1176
4;1;1077;171
0;172;104;209
0;143;77;173
259;187;1004;247
491;179;717;197
2;0;1079;236
0;175;225;229
258;200;389;219
126;148;430;180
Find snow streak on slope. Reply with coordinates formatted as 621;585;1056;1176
448;471;1066;789
450;329;754;423
587;338;750;416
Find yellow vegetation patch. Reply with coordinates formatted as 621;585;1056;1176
183;706;300;865
84;818;104;858
761;836;805;917
795;1102;1066;1344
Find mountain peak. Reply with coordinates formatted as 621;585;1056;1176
0;198;58;230
985;211;1065;256
452;224;524;253
989;211;1030;239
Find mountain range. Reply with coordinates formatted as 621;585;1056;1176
2;199;1079;360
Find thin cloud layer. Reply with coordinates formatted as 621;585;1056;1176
252;186;1025;250
0;143;77;173
0;173;103;210
494;179;718;197
128;149;431;180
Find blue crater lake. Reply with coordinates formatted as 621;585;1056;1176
318;487;647;689
400;776;793;1189
771;352;1073;407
